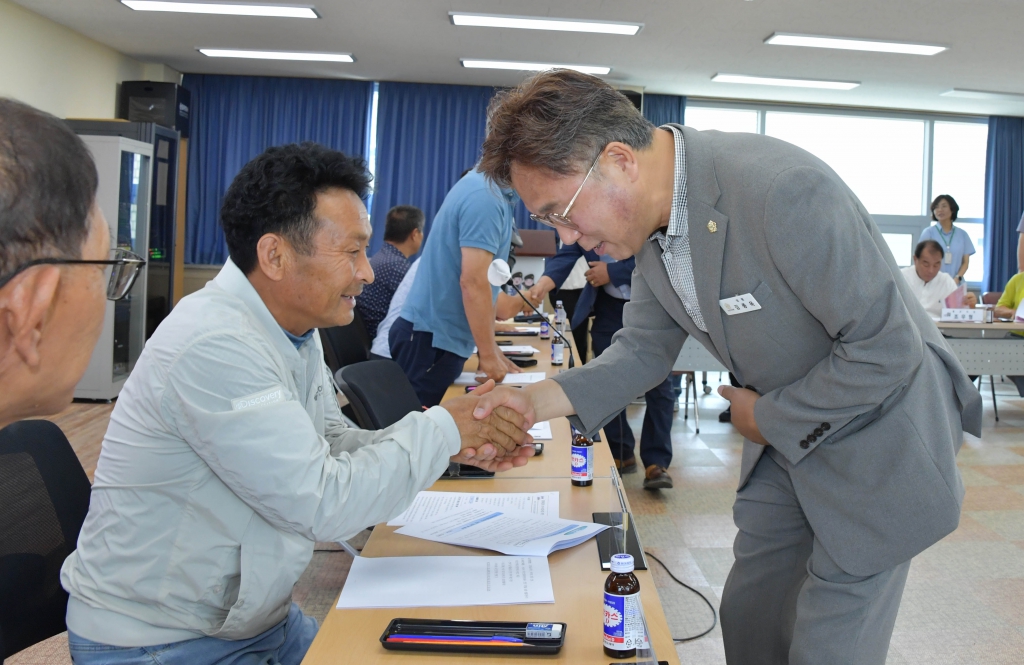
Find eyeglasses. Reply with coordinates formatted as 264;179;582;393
0;248;146;300
529;155;601;232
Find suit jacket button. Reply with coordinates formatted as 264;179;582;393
821;422;831;431
799;440;809;449
807;435;817;443
814;428;824;436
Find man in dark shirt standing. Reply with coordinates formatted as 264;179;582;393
357;205;423;339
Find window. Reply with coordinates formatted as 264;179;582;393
882;233;914;267
931;121;988;219
765;112;926;216
685;107;758;133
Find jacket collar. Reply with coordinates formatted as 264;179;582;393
211;258;302;363
645;125;734;370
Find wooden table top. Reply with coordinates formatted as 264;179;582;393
300;478;680;665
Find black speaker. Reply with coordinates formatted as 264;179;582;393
118;81;191;138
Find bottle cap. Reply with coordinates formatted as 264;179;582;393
555;300;563;306
610;553;634;573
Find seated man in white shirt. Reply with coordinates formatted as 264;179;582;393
61;143;533;665
901;240;977;318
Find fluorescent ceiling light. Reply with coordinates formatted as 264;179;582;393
450;12;641;35
712;73;859;90
199;49;352;62
765;33;945;56
941;88;1024;102
122;1;318;17
461;59;610;75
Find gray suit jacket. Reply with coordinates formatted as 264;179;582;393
554;125;983;576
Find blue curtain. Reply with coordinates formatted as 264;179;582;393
181;74;372;265
643;93;686;127
371;82;500;254
983;116;1024;292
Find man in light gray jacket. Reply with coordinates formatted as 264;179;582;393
61;143;533;665
474;70;981;664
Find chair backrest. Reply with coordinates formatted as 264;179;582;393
336;360;423;430
0;420;91;659
319;309;372;375
982;291;1003;306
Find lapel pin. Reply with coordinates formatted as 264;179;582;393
707;220;718;233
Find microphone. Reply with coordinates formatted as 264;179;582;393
489;259;575;369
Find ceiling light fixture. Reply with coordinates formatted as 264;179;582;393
712;73;859;90
765;33;945;56
199;49;352;62
450;12;641;35
941;88;1024;102
121;2;318;18
461;59;611;75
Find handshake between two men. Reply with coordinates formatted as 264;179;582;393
440;380;538;472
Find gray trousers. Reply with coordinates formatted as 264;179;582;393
720;451;911;665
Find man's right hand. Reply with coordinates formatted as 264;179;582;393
527;275;556;306
477;350;514;384
441;381;535;472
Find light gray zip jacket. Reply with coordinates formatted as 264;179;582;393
61;260;460;646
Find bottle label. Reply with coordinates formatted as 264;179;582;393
570;444;592;481
540;321;550;338
603;591;645;651
551;342;564;364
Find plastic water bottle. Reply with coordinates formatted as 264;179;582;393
554;300;567;334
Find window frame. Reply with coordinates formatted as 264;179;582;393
684;98;988;286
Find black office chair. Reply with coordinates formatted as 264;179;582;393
335;359;422;429
336;361;492;478
0;420;92;660
319;309;372;376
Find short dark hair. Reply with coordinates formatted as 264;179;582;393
930;194;959;222
480;69;655;187
915;240;945;259
220;142;372;274
0;98;98;276
383;205;424;243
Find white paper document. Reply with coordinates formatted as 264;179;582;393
501;345;538;355
336;555;554;609
454;371;546;386
396;506;610;557
528;421;553;440
387;491;559;526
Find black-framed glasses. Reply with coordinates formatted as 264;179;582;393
0;248;146;300
529;155;601;231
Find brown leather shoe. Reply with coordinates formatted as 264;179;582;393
615;457;638;475
643;465;673;490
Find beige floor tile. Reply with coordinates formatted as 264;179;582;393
974;465;1024;484
940;513;1006;542
970;510;1024;541
957;465;1003;487
674;514;739;549
963;486;1024;511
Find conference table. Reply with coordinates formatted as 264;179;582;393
302;325;681;664
935;321;1024;375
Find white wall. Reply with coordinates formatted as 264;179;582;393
0;0;178;119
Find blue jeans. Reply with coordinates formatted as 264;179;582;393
68;603;318;665
389;316;468;407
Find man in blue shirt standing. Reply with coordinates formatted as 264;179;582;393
356;205;423;339
391;169;519;407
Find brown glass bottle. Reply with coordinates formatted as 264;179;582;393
603;553;641;658
570;427;593;487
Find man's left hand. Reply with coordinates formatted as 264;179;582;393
585;261;610;288
717;386;768;445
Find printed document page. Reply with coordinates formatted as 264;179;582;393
395;506;609;557
336;555;554;609
388;491;559;526
454;371;546;386
528;421;553;440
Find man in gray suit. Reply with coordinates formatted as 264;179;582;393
473;70;981;664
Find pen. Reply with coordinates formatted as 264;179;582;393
389;634;524;643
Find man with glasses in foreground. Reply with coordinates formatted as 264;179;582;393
61;143;533;665
472;70;981;665
0;98;145;430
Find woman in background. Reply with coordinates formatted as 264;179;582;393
919;194;974;284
